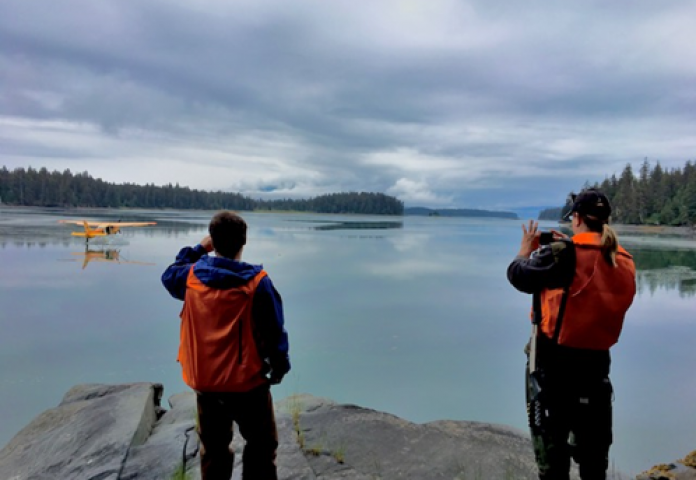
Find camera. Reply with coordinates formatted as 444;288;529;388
539;231;554;245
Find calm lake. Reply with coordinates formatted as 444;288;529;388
1;207;695;476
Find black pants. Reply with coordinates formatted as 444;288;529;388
196;383;279;480
527;370;613;480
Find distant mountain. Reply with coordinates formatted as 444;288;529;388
405;207;518;219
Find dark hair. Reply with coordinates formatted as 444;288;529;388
209;211;247;258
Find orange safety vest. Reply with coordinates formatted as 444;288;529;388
539;232;636;350
178;266;268;392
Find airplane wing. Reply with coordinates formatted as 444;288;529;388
58;220;94;226
58;220;156;227
91;222;157;228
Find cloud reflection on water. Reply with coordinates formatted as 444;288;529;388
0;209;695;475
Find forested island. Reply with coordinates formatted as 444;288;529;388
538;207;565;221
405;207;518;219
539;159;696;226
0;166;403;215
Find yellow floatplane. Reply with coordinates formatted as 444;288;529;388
59;220;156;242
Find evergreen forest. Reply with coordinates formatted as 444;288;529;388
538;159;696;225
0;166;404;215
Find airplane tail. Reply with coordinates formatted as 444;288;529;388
70;221;106;239
69;221;92;238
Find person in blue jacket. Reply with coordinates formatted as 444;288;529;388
162;211;290;480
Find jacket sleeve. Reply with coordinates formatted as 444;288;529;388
252;276;291;376
161;244;208;301
507;241;574;294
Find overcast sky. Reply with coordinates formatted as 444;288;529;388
1;0;694;210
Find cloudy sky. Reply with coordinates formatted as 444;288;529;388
1;0;694;211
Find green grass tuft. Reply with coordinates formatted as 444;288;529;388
171;463;192;480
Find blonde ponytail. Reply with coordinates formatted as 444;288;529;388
600;223;618;267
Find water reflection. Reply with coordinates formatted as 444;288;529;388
312;220;403;231
1;209;694;474
631;248;696;270
631;248;696;297
139;225;207;238
284;219;404;231
545;226;696;296
545;230;696;296
1;239;73;248
2;209;694;299
60;248;156;270
0;220;206;245
636;267;696;297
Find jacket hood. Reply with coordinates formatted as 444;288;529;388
193;255;263;289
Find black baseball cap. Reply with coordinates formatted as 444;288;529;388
562;188;612;222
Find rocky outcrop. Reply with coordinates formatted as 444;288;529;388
0;383;167;480
0;382;631;479
276;394;541;479
636;451;696;480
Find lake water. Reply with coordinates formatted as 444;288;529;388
1;207;695;476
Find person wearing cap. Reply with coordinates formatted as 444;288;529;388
507;188;636;480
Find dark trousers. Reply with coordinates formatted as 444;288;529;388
196;384;279;480
527;371;613;480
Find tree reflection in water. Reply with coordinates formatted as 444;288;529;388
632;248;696;297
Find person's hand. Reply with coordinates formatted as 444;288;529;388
268;372;284;385
518;220;540;258
200;235;214;253
550;229;569;241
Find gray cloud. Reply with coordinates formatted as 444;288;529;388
1;0;694;210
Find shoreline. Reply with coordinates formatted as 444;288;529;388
7;205;693;229
612;224;695;238
548;219;695;238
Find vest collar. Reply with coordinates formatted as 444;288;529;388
572;231;632;257
572;232;601;246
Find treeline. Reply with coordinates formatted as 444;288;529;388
0;166;404;215
261;192;403;215
539;159;696;225
405;207;517;219
538;207;563;221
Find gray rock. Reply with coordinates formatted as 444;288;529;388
0;384;638;480
120;392;198;480
281;393;540;480
0;383;160;480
